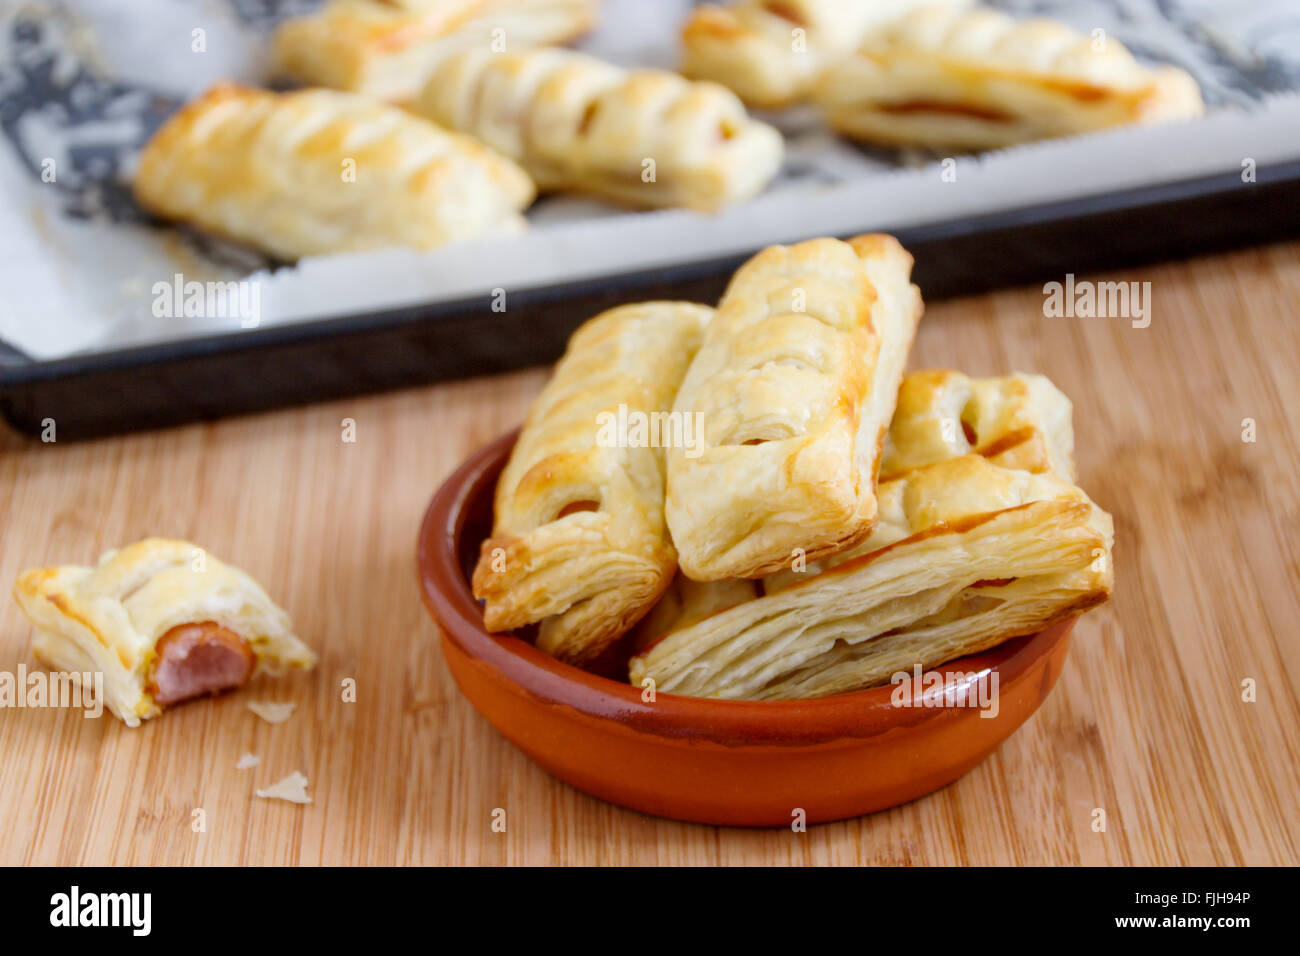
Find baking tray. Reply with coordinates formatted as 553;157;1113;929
4;156;1299;439
5;0;1300;438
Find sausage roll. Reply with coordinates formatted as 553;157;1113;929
472;301;714;666
665;233;922;581
631;456;1114;699
881;368;1075;481
680;0;972;109
415;47;784;211
640;368;1079;630
815;5;1204;150
272;0;600;102
133;83;535;261
12;539;316;726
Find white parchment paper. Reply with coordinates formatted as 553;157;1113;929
2;0;1299;361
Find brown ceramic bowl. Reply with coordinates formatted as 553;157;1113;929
417;432;1077;827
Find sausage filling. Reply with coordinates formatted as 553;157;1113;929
148;622;256;705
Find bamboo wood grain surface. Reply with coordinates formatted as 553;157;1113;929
1;241;1297;866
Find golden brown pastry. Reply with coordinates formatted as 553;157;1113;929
133;83;535;261
680;0;972;109
631;455;1113;699
815;5;1205;150
472;301;713;665
414;46;785;211
12;539;316;726
665;233;922;581
881;368;1075;480
638;368;1072;640
273;0;600;102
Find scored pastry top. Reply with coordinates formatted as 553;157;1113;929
665;233;921;581
881;369;1075;481
133;83;535;260
415;46;784;210
472;301;714;665
681;0;973;107
853;5;1190;92
273;0;600;100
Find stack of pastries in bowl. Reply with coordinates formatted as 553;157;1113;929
470;233;1114;700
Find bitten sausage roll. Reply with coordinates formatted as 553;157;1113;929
471;302;713;666
664;233;922;581
133;83;535;261
631;370;1113;700
680;0;972;109
415;47;784;211
273;0;600;102
815;5;1204;150
13;539;316;726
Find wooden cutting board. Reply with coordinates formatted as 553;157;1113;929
1;242;1296;865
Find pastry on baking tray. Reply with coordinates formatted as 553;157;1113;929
631;456;1113;700
12;539;316;726
273;0;600;102
680;0;972;109
132;83;534;261
472;301;714;666
414;47;784;211
664;233;922;581
815;5;1204;150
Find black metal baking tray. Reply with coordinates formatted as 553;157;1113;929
3;158;1298;440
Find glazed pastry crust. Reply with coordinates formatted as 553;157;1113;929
665;233;921;581
471;301;713;666
881;369;1075;481
273;0;599;102
415;47;784;211
815;5;1205;150
631;455;1114;699
680;0;971;108
133;83;535;261
12;539;316;726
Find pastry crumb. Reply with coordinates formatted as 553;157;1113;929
247;700;297;724
255;771;311;804
235;753;260;770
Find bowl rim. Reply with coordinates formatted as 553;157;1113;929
416;430;1073;746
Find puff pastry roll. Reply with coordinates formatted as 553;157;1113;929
13;539;316;726
133;83;535;261
415;47;784;210
273;0;600;102
681;0;972;109
631;455;1114;699
815;5;1204;150
472;301;713;665
665;233;922;581
881;369;1074;481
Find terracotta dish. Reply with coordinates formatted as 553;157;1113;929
417;432;1078;827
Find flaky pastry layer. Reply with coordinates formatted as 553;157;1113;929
472;301;713;665
133;83;535;260
681;0;972;108
632;456;1113;698
415;46;784;211
273;0;599;101
13;538;315;726
815;5;1204;150
665;233;921;581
